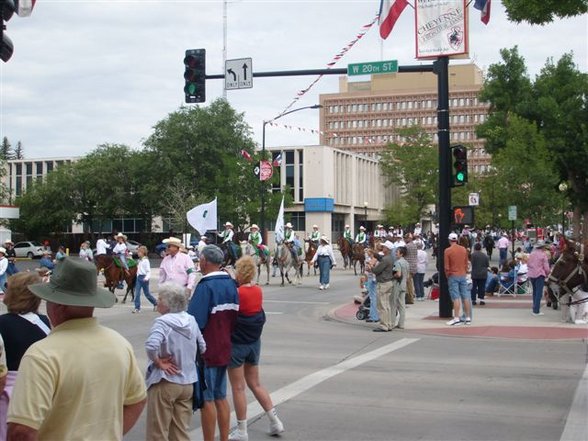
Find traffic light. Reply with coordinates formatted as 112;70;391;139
451;144;468;187
1;0;15;62
184;49;206;103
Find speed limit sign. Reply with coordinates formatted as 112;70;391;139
468;193;479;206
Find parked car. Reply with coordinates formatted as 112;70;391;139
13;241;45;258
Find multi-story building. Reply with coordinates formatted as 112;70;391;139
319;63;491;174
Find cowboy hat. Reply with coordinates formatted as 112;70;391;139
312;225;318;229
377;224;383;229
0;247;5;255
3;239;13;245
162;237;183;248
383;241;394;250
359;226;366;230
28;257;115;308
320;235;330;244
115;232;127;240
250;224;259;230
224;222;233;228
285;222;293;229
345;224;350;229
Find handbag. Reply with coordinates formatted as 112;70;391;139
192;349;207;411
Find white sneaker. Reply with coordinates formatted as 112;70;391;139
464;317;472;325
269;418;284;436
132;309;140;314
325;284;330;289
228;428;248;441
319;285;324;290
446;317;461;326
532;312;545;316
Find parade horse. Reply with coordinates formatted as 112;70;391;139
351;243;365;276
218;240;240;268
547;239;588;324
239;241;271;285
275;242;303;287
304;239;318;276
95;254;137;304
337;236;353;269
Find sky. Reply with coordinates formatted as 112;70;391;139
0;0;586;159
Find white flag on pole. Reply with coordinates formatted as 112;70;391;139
274;196;285;243
186;198;217;235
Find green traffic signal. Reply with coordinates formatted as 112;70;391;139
456;171;465;182
184;49;206;104
450;145;468;187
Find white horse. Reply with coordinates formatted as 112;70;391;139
275;242;303;287
239;241;271;285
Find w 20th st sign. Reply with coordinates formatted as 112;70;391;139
254;161;273;181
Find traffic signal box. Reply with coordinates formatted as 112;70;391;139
184;49;206;103
1;0;15;62
450;144;468;187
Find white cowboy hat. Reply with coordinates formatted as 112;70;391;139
224;222;233;228
345;224;350;229
383;241;394;250
359;226;366;230
312;225;318;229
377;224;383;228
162;237;183;248
285;222;293;229
250;224;259;230
115;232;127;240
0;247;6;255
320;235;330;244
3;239;13;245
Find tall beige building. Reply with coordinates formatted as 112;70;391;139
319;63;491;173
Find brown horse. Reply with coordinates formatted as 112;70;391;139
95;255;137;304
351;243;365;276
337;236;352;269
547;239;588;323
304;240;318;276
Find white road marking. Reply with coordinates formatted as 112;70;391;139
265;312;284;315
560;361;588;441
189;338;419;439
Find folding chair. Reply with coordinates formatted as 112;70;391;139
497;271;516;297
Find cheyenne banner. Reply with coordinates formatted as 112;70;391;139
415;0;468;59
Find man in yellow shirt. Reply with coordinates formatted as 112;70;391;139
7;258;146;441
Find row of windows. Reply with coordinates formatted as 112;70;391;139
326;113;486;130
328;130;482;146
327;97;481;114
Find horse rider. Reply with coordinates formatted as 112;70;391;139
284;223;300;262
112;233;130;276
219;221;238;261
373;225;382;239
248;224;268;259
309;225;321;246
378;225;387;239
95;235;110;257
3;240;19;276
343;225;354;246
355;226;368;246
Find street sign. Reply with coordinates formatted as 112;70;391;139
468;193;479;206
347;60;398;77
225;58;252;90
508;205;517;221
254;161;273;181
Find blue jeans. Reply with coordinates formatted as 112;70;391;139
366;276;379;321
499;248;508;268
134;275;157;311
413;273;425;299
0;273;7;293
318;256;331;285
530;276;545;314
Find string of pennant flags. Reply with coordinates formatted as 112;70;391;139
272;13;380;120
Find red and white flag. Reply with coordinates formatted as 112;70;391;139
379;0;409;40
240;149;252;162
474;0;491;25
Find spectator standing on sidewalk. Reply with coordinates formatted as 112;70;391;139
391;247;409;329
497;233;510;269
371;241;395;332
404;234;417;305
527;240;551;317
470;243;490;306
444;233;471;326
414;242;428;301
364;249;379;322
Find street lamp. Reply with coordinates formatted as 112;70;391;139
559;182;568;235
259;104;322;241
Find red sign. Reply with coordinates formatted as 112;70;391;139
259;160;273;181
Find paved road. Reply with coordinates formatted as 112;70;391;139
11;254;588;441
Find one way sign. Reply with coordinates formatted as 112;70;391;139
225;58;253;90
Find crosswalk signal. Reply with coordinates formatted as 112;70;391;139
451;145;468;187
184;49;205;103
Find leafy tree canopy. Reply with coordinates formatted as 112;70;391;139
502;0;587;25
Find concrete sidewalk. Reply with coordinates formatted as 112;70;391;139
330;293;588;340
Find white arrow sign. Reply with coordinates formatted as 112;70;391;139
225;58;253;90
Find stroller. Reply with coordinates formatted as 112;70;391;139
355;295;371;321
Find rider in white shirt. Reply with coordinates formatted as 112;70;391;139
112;233;129;273
96;236;110;256
355;226;368;245
284;223;299;261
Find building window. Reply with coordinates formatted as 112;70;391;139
287;212;305;231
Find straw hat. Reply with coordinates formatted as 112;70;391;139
250;224;259;230
320;235;330;244
285;222;293;229
224;222;234;228
0;247;6;255
162;237;183;248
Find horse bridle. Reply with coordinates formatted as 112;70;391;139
548;242;588;297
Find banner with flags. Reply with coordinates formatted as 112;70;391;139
274;196;285;243
473;0;491;24
272;153;282;167
416;0;468;59
186;198;217;235
379;0;409;40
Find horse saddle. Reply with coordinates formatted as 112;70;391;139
113;257;137;269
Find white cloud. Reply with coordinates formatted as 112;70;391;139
0;0;585;158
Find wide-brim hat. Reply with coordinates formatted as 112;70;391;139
312;225;318;229
163;237;183;248
115;232;127;240
28;257;115;308
224;222;233;228
3;239;13;245
250;224;259;230
285;222;293;228
359;226;366;230
320;235;330;244
377;225;383;228
0;247;6;255
345;225;350;229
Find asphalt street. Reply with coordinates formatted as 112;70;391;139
10;254;588;441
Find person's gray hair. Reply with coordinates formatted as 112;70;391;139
201;244;224;265
157;283;187;313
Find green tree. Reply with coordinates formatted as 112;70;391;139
13;141;24;159
380;126;438;224
502;0;587;24
0;137;13;160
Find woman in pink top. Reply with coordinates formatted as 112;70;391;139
527;240;551;316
